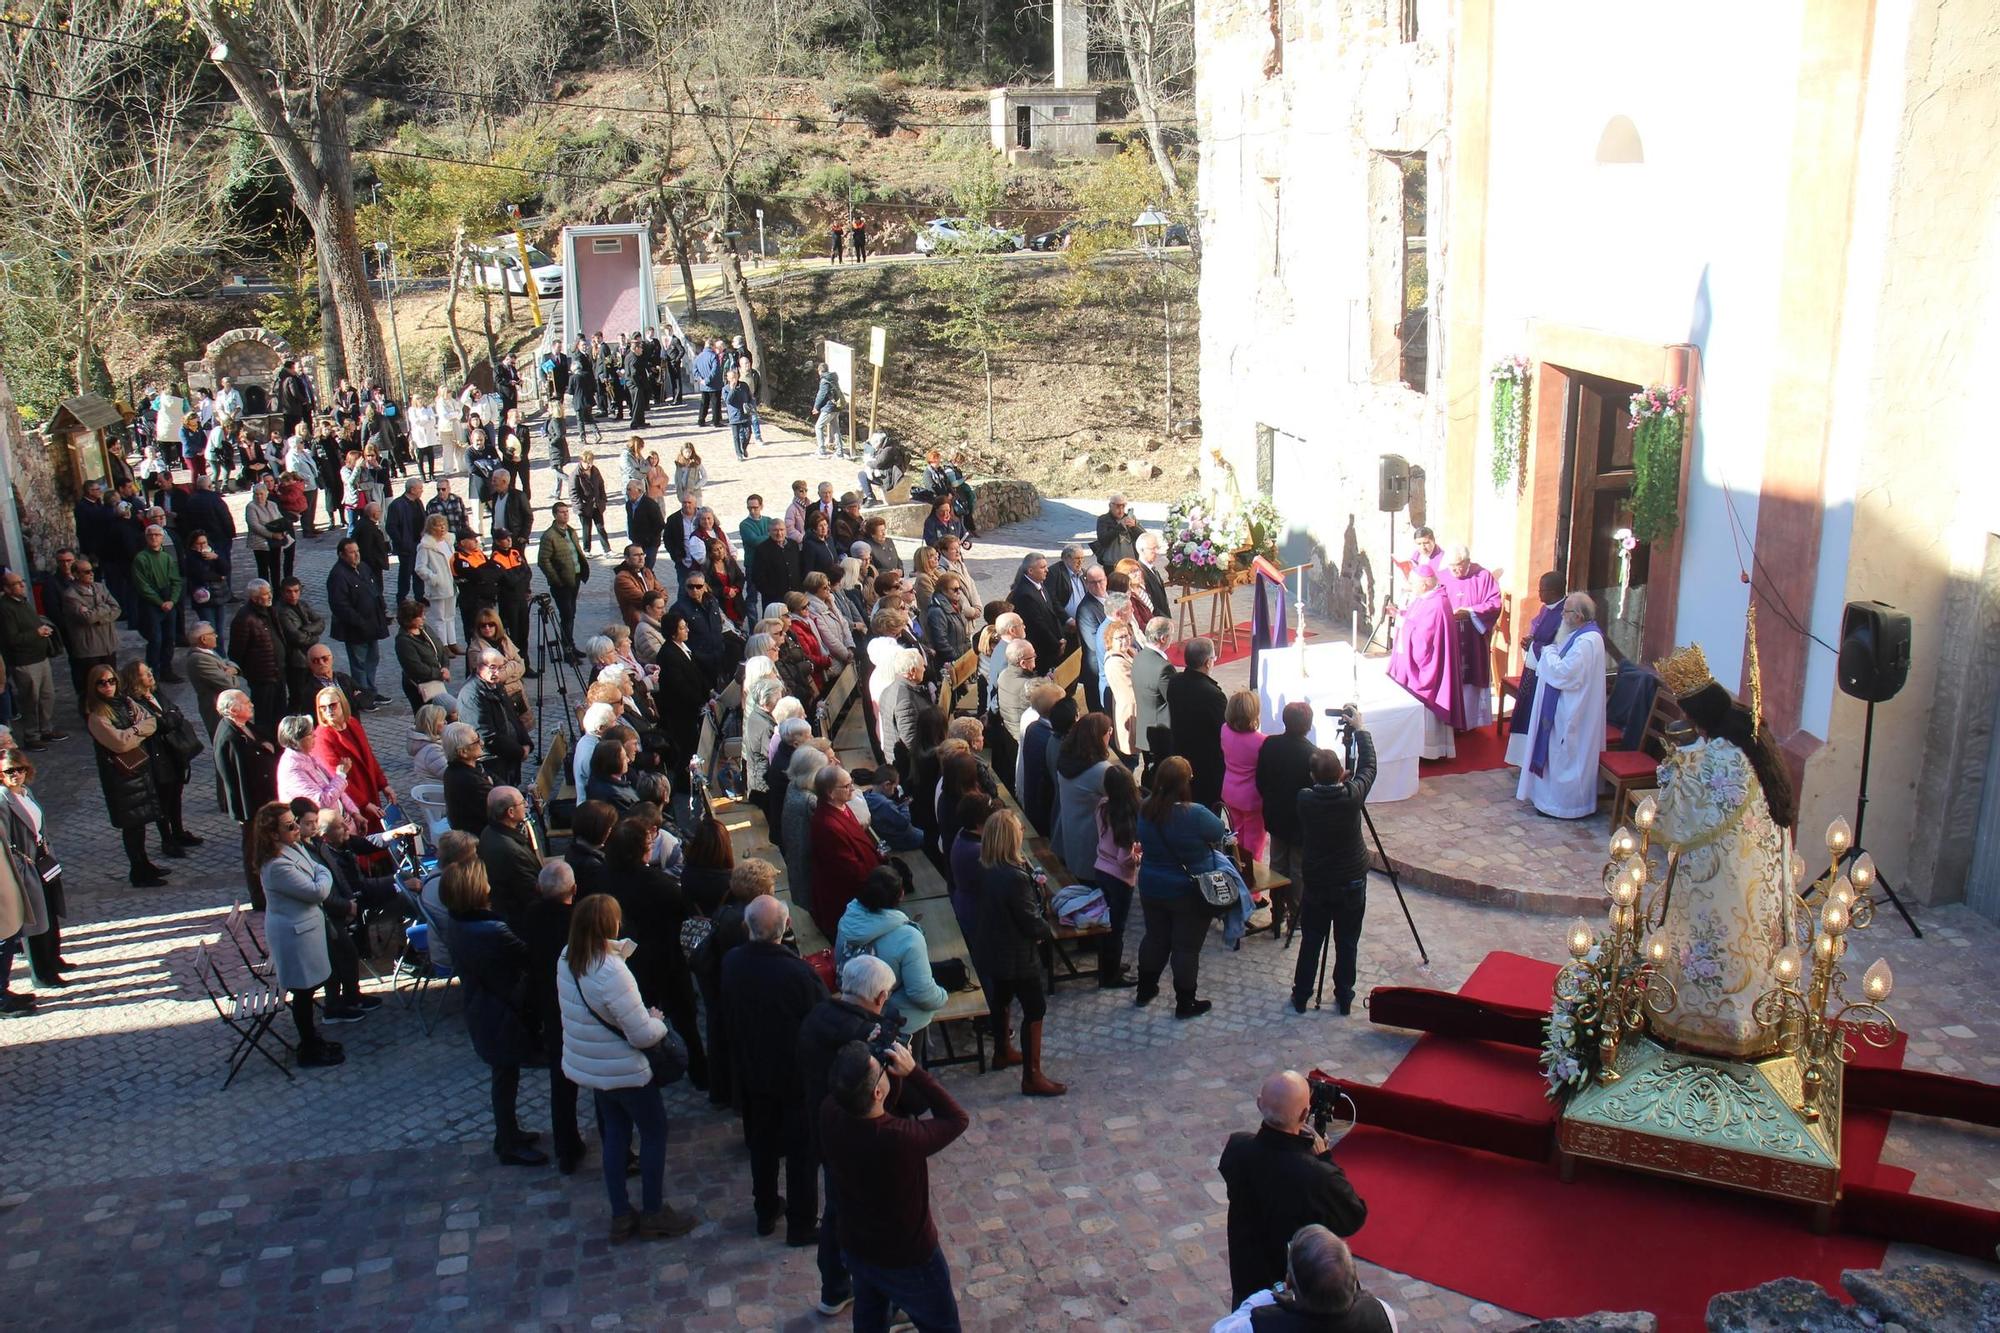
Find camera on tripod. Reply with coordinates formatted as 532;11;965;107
529;590;556;611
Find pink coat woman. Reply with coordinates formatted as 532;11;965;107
1218;690;1269;861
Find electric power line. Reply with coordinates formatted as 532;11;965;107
0;16;1200;134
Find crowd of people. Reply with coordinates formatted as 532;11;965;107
0;367;1423;1332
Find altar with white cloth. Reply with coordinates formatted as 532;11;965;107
1256;643;1429;802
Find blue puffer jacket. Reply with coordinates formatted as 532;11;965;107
1136;803;1230;902
834;901;949;1033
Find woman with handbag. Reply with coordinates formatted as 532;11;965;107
394;599;450;712
253;801;344;1067
85;665;171;886
441;858;547;1166
976;809;1066;1095
1134;756;1233;1019
123;660;206;858
559;892;698;1241
1;752;67;991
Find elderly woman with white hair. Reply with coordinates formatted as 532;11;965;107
442;720;495;834
801;571;856;667
274;713;362;819
741;676;784;806
741;631;779;693
407;702;453;784
245;479;295;586
573;701;621;797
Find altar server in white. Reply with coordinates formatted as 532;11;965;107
1514;594;1606;819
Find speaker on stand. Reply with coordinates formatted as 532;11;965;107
1832;599;1918;936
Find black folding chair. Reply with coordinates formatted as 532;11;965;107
194;944;294;1088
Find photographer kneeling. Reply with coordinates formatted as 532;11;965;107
1291;713;1376;1015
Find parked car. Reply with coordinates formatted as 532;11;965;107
913;218;1025;256
460;240;564;298
1027;219;1192;252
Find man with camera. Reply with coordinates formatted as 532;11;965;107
819;1037;969;1332
1219;1070;1369;1309
795;956;910;1319
1292;709;1377;1015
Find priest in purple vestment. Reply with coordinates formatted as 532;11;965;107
1388;574;1462;729
1504;572;1567;767
1438;545;1502;730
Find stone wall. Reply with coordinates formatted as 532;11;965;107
1193;0;1452;623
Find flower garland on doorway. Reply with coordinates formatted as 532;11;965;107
1627;384;1690;542
1488;354;1532;490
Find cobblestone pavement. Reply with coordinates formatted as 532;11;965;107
3;396;1996;1329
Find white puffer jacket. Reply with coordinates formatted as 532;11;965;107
557;941;669;1090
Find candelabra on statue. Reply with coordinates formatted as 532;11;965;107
1547;795;1679;1091
1751;817;1898;1124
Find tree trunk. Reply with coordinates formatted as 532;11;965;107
316;245;348;386
309;87;389;387
717;246;764;388
983;349;994;451
657;191;699;321
445;231;471;380
479;286;500;372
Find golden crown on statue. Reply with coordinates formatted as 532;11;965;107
1654;643;1717;701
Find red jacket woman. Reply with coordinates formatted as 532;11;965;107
808;777;884;939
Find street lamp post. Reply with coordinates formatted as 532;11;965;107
755;208;766;268
373;240;407;401
1135;208;1172;438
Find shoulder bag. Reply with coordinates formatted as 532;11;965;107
576;975;687;1088
1152;812;1241;913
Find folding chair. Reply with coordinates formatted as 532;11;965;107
195;944;294;1088
402;888;461;1037
221;903;273;978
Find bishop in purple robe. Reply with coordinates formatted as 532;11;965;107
1438;545;1502;730
1388;575;1462;729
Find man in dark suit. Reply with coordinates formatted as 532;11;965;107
486;468;533;545
477;785;543;928
1166;636;1227;808
1007;554;1063;675
722;895;830;1245
385;478;428;607
1218;1070;1368;1309
1136;530;1171;627
1131;616;1177;773
662;494;701;589
627;482;666;571
1254;700;1319;939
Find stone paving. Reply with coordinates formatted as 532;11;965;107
2;394;1997;1329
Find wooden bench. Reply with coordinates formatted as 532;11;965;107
531;730;571;838
943;650;980;718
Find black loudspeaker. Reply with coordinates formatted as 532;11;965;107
1378;454;1410;513
1837;600;1911;703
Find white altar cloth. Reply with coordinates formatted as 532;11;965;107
1256;643;1427;802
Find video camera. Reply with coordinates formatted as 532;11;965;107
1305;1068;1355;1141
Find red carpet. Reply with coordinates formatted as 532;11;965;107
1338;952;1910;1331
1167;623;1318;668
1417;722;1511;776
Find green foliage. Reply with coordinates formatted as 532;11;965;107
798;164;875;208
1630;412;1687;544
255;233;322;352
359;130;551;274
1060;139;1195;306
833;82;909;136
0;254;86;420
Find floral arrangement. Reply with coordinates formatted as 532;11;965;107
1627;383;1690;543
1488;354;1531;490
1164;454;1283;588
1541;989;1591;1096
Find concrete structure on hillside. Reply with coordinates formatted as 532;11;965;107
989;0;1107;164
1194;0;2000;909
559;224;658;345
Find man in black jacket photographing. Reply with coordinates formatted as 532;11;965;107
1291;712;1376;1014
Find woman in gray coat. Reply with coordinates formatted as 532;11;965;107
782;745;828;919
253;801;344;1067
1054;713;1118;887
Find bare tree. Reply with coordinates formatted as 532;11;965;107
415;0;570;153
1095;0;1195;207
190;0;432;388
0;0;233;398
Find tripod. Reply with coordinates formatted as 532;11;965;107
529;594;580;763
1287;712;1430;1011
1830;697;1921;938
